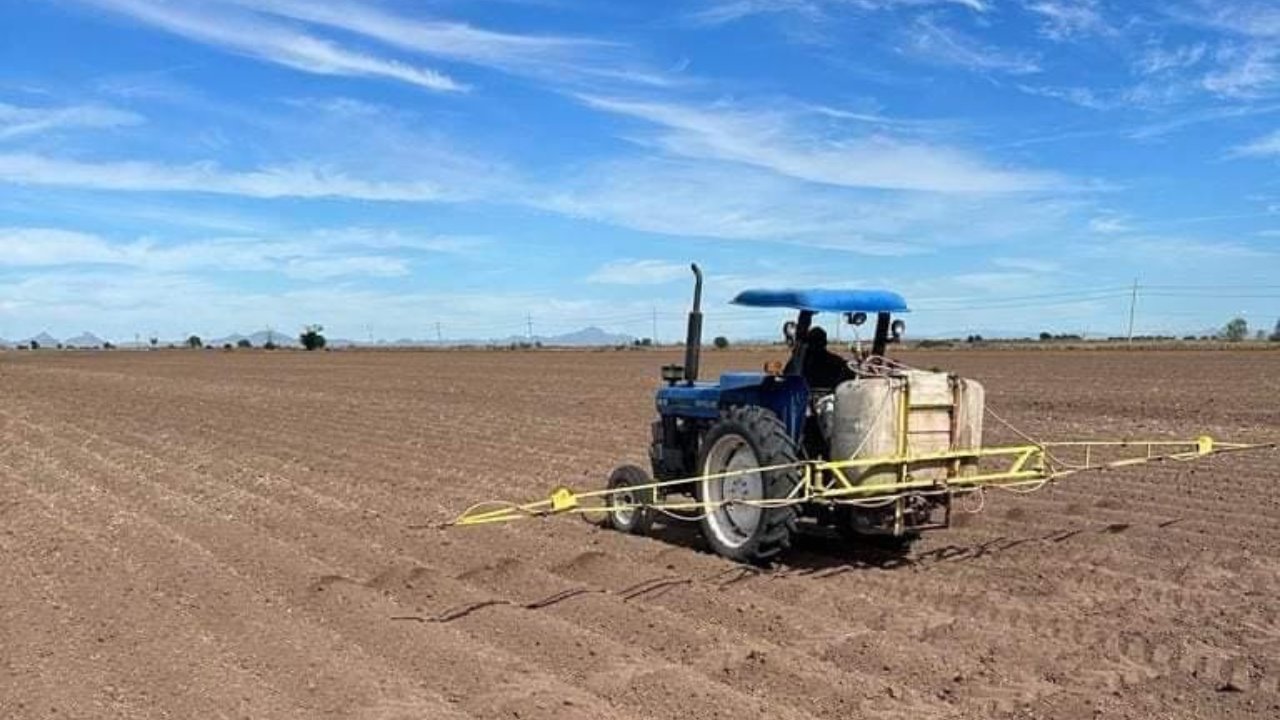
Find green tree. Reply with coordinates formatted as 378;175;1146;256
713;335;730;349
1223;317;1248;342
236;338;252;349
1271;318;1280;342
187;335;202;349
300;324;326;351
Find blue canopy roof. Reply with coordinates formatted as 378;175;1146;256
732;288;909;313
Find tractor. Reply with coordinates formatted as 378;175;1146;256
605;264;983;563
447;265;1266;567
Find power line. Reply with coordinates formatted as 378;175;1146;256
913;292;1130;312
912;285;1133;306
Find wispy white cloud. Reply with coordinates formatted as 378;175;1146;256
688;0;989;27
218;0;667;87
1185;1;1280;39
586;259;691;285
992;257;1059;273
1016;84;1115;110
0;102;143;140
1126;102;1280;139
1164;2;1280;100
1088;215;1133;234
0;228;122;266
579;95;1062;192
1084;235;1275;262
1023;0;1113;42
77;0;464;92
540;157;1080;255
1229;129;1280;157
0;226;479;279
280;256;407;280
1202;44;1280;98
541;159;898;252
1134;42;1208;76
902;15;1041;75
1018;78;1209;112
0;153;459;201
688;0;818;25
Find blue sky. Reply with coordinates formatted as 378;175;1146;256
1;0;1278;342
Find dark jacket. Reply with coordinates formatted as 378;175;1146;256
803;346;855;390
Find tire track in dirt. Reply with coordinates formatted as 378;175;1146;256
0;484;307;720
2;398;949;720
0;414;645;720
2;406;896;720
0;471;473;720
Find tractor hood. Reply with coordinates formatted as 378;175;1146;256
731;289;908;313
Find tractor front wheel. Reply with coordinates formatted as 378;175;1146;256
605;465;654;535
697;407;801;564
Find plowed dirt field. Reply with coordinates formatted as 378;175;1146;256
2;348;1277;719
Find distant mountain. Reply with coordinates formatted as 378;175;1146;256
208;330;298;348
24;332;61;348
550;326;634;346
496;326;634;347
64;331;106;348
208;332;248;347
251;329;298;347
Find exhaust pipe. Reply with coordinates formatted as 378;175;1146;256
684;263;703;384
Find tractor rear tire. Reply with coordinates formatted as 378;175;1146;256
697;407;801;564
605;465;654;535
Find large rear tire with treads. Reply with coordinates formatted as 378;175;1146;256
697;406;801;564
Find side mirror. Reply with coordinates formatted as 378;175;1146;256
890;319;906;343
847;311;867;327
782;320;798;347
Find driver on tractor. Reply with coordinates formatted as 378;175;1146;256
801;326;856;392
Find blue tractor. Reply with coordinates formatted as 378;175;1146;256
604;264;925;564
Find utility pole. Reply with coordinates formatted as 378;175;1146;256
1126;278;1139;345
651;306;658;345
435;321;443;345
526;312;533;342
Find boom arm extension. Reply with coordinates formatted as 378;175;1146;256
444;437;1274;528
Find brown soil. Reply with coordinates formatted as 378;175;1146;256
1;348;1277;719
